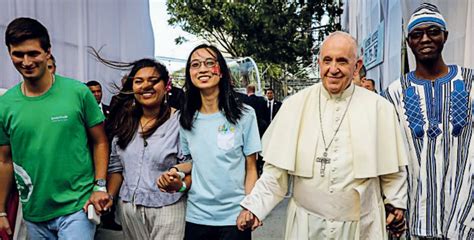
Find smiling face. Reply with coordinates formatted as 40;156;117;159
318;33;361;94
189;48;221;92
407;24;447;63
9;39;51;82
132;67;166;109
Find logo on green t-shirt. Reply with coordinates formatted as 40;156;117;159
50;115;69;122
13;163;34;203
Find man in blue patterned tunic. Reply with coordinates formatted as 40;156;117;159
385;3;474;239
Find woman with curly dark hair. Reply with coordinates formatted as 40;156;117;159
98;56;189;240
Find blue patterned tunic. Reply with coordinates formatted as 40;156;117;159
384;65;474;239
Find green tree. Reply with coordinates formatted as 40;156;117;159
167;1;342;85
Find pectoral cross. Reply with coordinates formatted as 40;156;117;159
316;152;331;177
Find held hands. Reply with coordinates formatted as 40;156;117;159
157;169;183;193
236;209;262;231
0;216;12;235
102;194;114;212
82;191;111;215
385;204;406;237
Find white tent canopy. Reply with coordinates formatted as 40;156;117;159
0;0;155;104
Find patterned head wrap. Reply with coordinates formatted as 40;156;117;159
407;3;446;34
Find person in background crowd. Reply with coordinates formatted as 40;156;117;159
352;64;366;86
252;88;282;176
264;88;282;125
86;80;119;232
86;80;110;117
245;84;268;137
385;3;474;239
167;85;185;110
362;78;376;92
47;54;56;74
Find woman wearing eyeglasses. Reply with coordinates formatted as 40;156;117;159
158;44;261;240
98;57;189;240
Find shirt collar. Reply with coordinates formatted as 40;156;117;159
321;83;355;100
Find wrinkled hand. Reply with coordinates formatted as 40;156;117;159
386;205;406;237
0;216;12;235
82;191;111;214
236;209;262;231
157;171;182;193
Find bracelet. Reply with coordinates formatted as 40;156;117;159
176;171;185;181
0;212;6;217
168;166;180;172
93;185;107;192
178;181;187;192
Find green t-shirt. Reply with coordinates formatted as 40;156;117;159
0;75;105;222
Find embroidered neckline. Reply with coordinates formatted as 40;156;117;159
407;65;457;84
407;65;457;125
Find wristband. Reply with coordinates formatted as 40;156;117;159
176;171;185;181
178;181;187;192
168;166;180;172
93;185;107;192
0;212;6;217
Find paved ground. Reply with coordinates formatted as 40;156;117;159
95;199;288;240
252;198;288;240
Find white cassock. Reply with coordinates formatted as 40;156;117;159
241;83;409;240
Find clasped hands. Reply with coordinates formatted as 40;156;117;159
157;168;183;192
236;209;262;231
385;204;406;237
82;191;112;216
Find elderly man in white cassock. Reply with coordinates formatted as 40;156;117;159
236;31;409;239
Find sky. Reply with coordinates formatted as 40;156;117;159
149;0;203;71
147;0;262;92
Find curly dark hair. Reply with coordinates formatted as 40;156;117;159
89;48;171;149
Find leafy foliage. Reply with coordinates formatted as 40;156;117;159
167;1;342;81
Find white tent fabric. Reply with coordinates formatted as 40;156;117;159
342;0;403;91
342;0;473;90
0;0;154;104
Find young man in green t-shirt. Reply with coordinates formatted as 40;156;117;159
0;17;110;239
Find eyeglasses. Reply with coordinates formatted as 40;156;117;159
190;58;218;69
408;27;444;40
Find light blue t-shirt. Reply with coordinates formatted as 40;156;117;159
180;105;261;226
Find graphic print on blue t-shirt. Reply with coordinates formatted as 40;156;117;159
217;122;236;151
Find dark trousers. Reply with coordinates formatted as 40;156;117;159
184;222;251;240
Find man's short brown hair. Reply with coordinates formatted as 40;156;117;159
5;17;51;51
